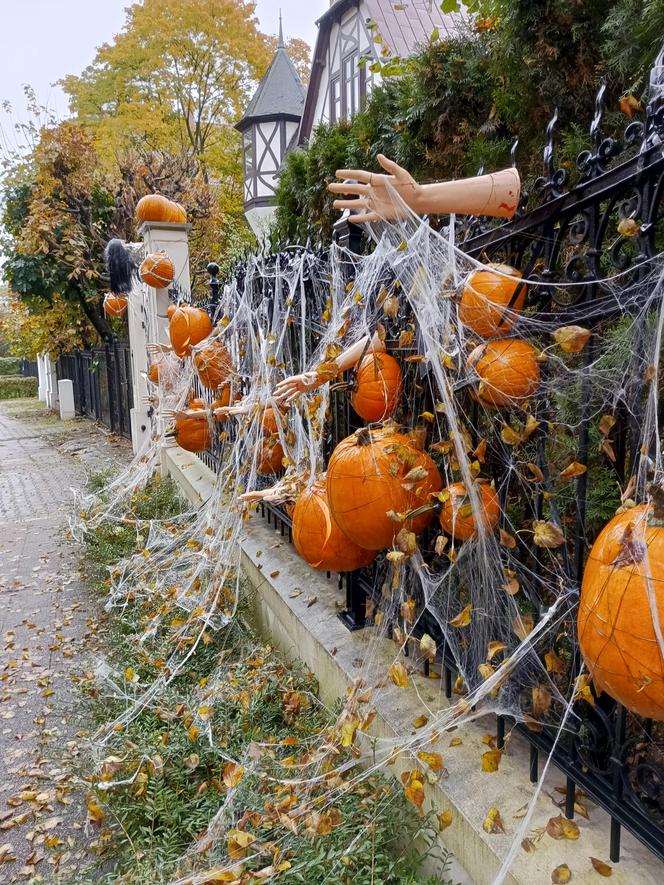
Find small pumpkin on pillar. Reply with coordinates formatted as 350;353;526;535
140;251;175;289
103;293;128;318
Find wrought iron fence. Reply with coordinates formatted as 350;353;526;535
196;56;664;865
56;339;133;439
19;358;38;378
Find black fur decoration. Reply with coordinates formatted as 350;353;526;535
105;239;138;294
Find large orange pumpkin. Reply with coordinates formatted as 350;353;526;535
174;414;210;453
439;482;500;541
169;306;212;357
169;201;187;223
292;480;376;572
257;436;284;475
140;252;175;289
167;304;178;320
260;406;284;434
136;194;174;224
351;353;403;422
193;339;233;390
459;264;526;337
467;338;540;409
103;293;128;318
327;427;441;551
578;504;664;720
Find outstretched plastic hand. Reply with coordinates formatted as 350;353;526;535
274;371;321;406
328;154;421;224
147;343;173;356
329;155;521;223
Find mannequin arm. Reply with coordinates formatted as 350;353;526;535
329;154;520;224
274;331;385;405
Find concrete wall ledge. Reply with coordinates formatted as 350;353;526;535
164;446;663;885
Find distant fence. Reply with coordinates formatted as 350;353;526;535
19;358;38;378
56;340;133;439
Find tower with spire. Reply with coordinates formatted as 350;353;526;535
235;14;306;237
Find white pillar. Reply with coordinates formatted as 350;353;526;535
127;222;191;455
37;354;47;402
43;354;59;410
57;379;75;420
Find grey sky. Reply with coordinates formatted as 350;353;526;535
0;0;328;148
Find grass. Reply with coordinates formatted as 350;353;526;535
66;473;457;885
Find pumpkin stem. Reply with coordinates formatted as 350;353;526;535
404;502;437;522
647;480;664;524
355;427;373;447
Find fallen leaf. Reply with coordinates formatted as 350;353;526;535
420;634;437;660
590;857;612;876
612;523;646;567
617;217;640;237
413;714;429;729
388;662;409;688
500;528;516;549
439;809;453;831
552;325;592;353
449;604;472;628
482;807;505;834
487;640;507;661
619;93;641;118
222;762;244;789
560;461;587;479
599;415;616;436
512;613;534;641
533;520;565;548
532;685;552;718
404;777;425;811
547;814;580;841
501;425;523;446
545;648;566;674
482;749;503;772
551;863;572;883
417;751;445;772
527;462;545;482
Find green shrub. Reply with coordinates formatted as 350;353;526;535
0;375;38;399
0;357;22;376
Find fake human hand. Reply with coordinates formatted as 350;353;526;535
274;371;322;405
328;154;421;225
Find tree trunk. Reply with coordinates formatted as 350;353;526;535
76;290;113;341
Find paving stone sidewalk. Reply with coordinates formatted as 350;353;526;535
0;399;130;883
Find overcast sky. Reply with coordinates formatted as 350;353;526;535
0;0;328;151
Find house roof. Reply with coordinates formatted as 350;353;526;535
236;29;306;132
298;0;464;142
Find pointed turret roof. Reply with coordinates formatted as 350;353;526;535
236;23;306;132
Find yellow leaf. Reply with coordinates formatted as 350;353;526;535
574;673;595;705
544;648;566;674
124;666;136;682
438;809;453;831
417;751;445;772
413;715;429;729
590;857;613;877
222;762;244;789
340;719;359;748
482;807;505;834
449;604;472;628
533;520;565;548
420;634;437;660
501;425;523;446
482;749;503;772
85;794;105;825
512;613;534;641
551;863;572;884
552;325;592;353
227;828;256;861
547;814;580;841
404;778;425;811
487;641;507;661
499;528;516;549
560;461;587;479
617;217;640;237
523;413;541;440
527;462;545;482
449;736;463;747
389;662;409;688
599;414;616;437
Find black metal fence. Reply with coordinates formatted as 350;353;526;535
56;339;133;439
196;56;664;866
19;358;38;378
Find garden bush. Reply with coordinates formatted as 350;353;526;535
0;375;37;399
0;356;22;376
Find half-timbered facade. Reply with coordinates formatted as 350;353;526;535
298;0;462;142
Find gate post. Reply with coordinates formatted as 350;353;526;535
37;354;47;402
127;221;191;455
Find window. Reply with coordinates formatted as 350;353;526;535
330;76;341;123
330;51;367;123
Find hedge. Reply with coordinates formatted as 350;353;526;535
0;357;22;376
0;376;38;399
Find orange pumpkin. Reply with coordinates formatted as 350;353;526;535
260;406;283;434
211;386;238;421
140;252;175;289
174;414;210;453
467;338;540;409
193;339;233;390
103;293;128;318
459;264;525;337
167;304;178;320
578;504;664;720
169;201;187;223
136;194;174;224
439;482;500;541
169;306;212;357
257;436;284;475
351;352;403;423
148;362;160;384
293;480;376;572
327;427;441;551
188;397;206;410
